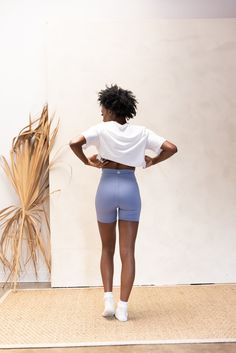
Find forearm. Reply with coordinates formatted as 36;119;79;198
152;149;177;165
69;143;89;165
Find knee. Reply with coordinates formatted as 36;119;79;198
120;247;135;262
102;246;115;257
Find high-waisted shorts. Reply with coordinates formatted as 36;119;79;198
95;169;141;223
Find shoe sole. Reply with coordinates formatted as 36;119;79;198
102;310;115;317
115;312;128;321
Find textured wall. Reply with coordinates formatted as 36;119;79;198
0;1;49;282
48;16;236;286
1;0;235;285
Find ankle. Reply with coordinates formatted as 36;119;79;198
118;299;128;307
104;291;113;299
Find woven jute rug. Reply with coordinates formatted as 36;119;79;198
0;284;235;348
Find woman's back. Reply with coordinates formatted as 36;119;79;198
82;120;167;168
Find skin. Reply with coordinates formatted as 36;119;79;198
69;105;178;301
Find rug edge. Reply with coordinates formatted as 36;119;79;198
5;283;236;293
1;338;236;349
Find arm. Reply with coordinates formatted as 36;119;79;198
69;135;89;165
145;140;178;168
69;135;109;168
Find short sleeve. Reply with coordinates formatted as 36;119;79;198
146;128;167;154
81;124;100;149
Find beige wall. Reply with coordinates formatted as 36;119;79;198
1;1;235;285
0;0;49;282
48;15;236;287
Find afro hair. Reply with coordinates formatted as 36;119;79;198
97;84;138;119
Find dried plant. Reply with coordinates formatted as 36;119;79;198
0;104;59;291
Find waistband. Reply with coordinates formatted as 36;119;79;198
101;168;135;175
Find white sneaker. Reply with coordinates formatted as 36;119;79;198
102;299;115;317
115;305;128;321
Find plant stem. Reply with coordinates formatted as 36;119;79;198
13;208;25;292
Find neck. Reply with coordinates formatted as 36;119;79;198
113;116;127;125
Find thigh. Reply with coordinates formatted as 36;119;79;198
95;174;118;223
118;173;141;222
98;221;117;252
118;220;139;253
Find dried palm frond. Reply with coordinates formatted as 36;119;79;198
0;104;59;291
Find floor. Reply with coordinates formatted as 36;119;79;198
0;282;235;353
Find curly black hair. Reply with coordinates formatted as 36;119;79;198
97;84;138;119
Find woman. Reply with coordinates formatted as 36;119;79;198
69;84;177;322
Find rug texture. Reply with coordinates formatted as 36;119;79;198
0;284;235;348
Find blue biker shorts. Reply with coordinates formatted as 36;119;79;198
95;169;141;223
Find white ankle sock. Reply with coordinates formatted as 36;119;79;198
115;300;128;321
104;291;113;299
102;292;115;317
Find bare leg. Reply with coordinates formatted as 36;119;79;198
118;220;139;301
97;220;117;292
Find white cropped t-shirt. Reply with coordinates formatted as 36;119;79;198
81;121;167;168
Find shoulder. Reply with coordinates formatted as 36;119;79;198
127;123;148;134
95;122;105;130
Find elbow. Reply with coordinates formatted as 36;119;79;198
168;145;178;154
69;140;79;147
69;141;74;148
69;135;86;148
173;145;178;153
69;140;84;152
69;141;79;151
161;141;178;154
